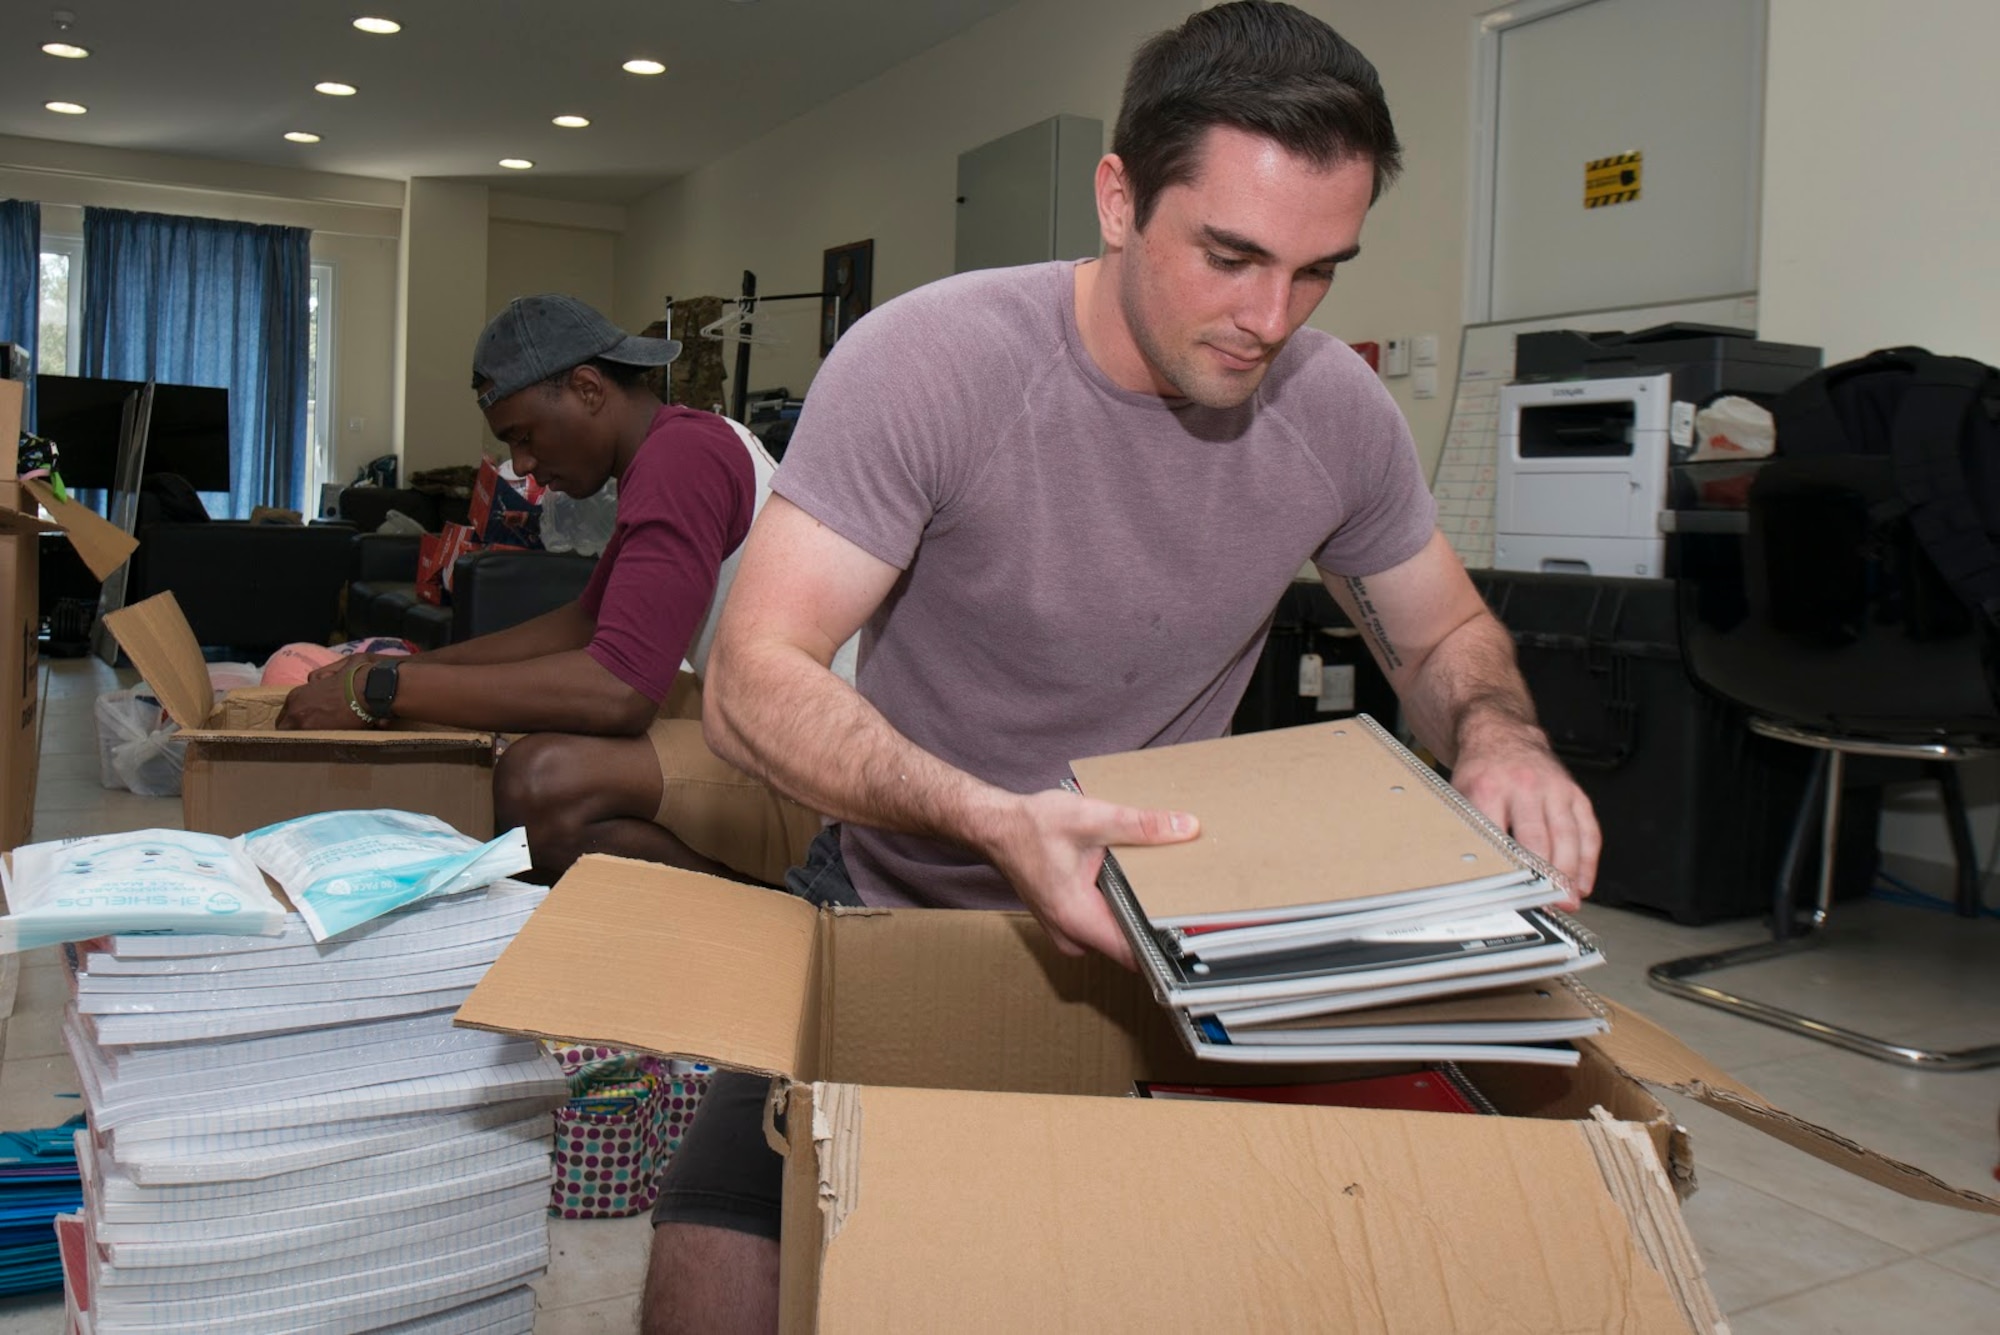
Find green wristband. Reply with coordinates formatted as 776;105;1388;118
342;661;376;725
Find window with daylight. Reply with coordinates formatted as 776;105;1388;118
37;234;83;375
306;262;334;505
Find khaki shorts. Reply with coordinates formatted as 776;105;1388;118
647;674;824;886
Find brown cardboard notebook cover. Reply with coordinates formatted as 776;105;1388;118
1070;718;1524;924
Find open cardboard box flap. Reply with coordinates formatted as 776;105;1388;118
104;592;485;742
0;381;132;577
457;857;2000;1222
102;593;216;730
0;506;59;540
458;856;821;1078
795;1081;1707;1333
19;479;136;581
1586;1001;2000;1215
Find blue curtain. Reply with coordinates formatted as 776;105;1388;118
0;200;38;427
78;207;310;518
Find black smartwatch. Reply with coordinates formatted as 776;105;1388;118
361;660;401;723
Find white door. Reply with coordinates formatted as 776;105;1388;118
1484;0;1764;323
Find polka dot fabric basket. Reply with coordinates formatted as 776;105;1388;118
549;1044;711;1219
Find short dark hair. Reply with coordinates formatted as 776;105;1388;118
1113;1;1402;230
536;357;653;396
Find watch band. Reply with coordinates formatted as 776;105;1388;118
342;661;376;725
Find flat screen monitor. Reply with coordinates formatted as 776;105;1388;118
31;374;136;489
145;383;231;493
31;375;231;493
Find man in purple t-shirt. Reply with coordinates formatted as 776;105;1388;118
279;295;822;885
647;6;1601;1331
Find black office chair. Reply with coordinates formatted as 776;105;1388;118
1655;453;2000;1069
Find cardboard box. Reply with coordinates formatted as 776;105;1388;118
0;378;140;849
468;457;545;549
459;858;2000;1332
104;592;497;838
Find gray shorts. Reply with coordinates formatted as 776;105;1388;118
650;825;860;1239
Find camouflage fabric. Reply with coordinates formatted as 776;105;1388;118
640;296;727;412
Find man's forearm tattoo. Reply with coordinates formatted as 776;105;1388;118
1345;576;1404;671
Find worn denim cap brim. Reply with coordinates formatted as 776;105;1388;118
474;294;682;408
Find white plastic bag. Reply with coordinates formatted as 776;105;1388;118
541;479;618;557
376;508;429;537
94;664;261;797
94;688;163;790
1691;395;1776;461
111;727;185;798
206;662;262;693
0;829;286;953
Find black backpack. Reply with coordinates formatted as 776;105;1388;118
1774;346;2000;624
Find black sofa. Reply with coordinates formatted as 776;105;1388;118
344;534;594;650
337;486;471;534
124;520;359;654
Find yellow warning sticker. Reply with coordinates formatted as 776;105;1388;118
1584;150;1642;209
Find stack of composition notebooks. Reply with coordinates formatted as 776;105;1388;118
54;882;563;1335
1071;716;1609;1067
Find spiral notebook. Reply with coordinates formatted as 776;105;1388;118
1070;717;1605;1063
1187;978;1611;1066
1070;716;1569;931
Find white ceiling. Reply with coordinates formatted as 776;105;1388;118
0;0;1019;204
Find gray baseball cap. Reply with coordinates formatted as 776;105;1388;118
472;294;682;408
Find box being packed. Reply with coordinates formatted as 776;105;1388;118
104;594;497;839
458;856;2000;1334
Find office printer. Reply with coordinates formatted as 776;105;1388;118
1494;324;1820;577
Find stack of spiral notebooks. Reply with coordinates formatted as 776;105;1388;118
1070;717;1609;1068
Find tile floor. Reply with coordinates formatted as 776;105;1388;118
1;656;1997;1333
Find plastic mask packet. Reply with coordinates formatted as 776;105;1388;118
238;810;533;943
0;830;285;954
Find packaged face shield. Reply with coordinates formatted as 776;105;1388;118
0;830;285;953
239;810;533;943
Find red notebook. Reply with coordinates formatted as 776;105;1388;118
1136;1065;1493;1116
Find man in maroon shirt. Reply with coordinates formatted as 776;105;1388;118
279;295;820;884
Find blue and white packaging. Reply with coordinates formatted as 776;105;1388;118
0;830;285;953
239;810;533;942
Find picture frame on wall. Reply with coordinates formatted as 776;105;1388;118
821;239;874;358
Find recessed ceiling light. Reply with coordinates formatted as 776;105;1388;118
552;114;589;129
284;131;321;144
621;58;665;76
44;101;86;115
314;81;357;96
352;17;401;34
498;158;534;170
41;42;90;59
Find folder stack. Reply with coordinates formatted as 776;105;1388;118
55;881;564;1334
0;1119;84;1297
1072;717;1611;1066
